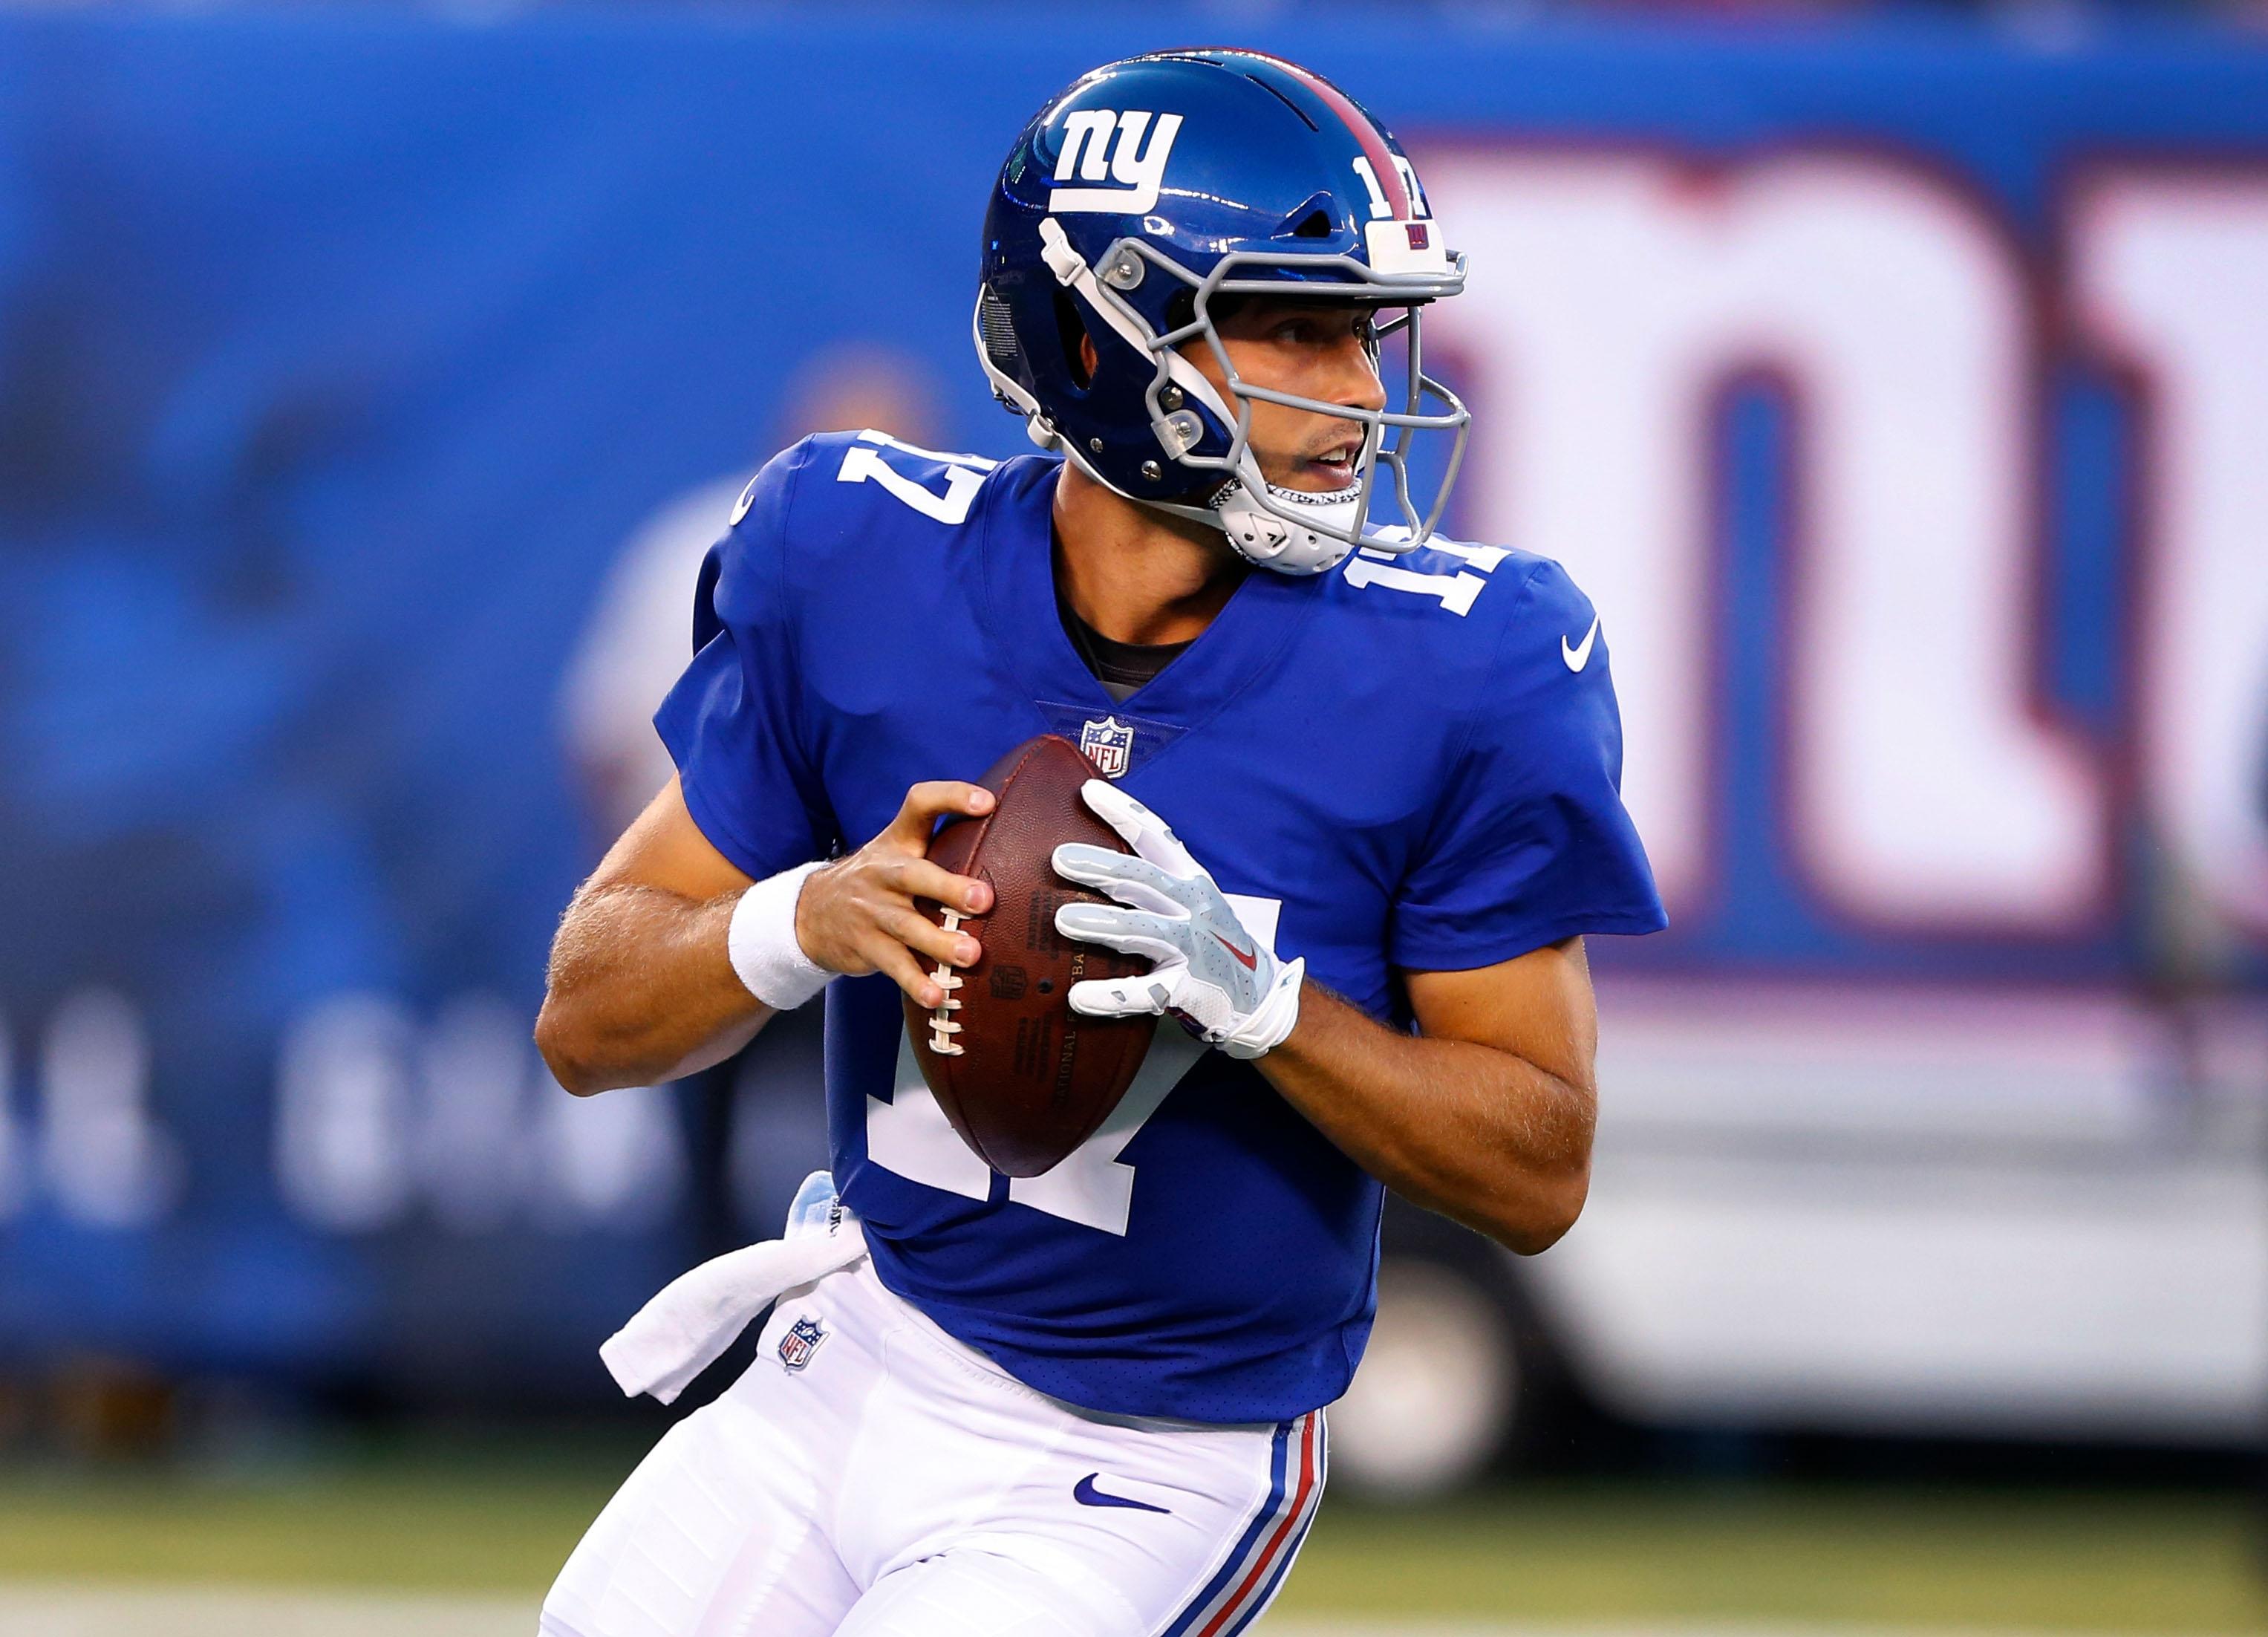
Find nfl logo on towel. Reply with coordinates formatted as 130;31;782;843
778;1315;827;1373
1078;716;1134;779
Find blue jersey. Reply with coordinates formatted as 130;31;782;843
656;430;1664;1423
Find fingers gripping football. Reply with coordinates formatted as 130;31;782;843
1051;781;1304;1061
795;781;995;1009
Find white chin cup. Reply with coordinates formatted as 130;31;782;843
1212;478;1365;576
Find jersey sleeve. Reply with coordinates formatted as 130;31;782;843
651;441;839;879
1389;559;1666;972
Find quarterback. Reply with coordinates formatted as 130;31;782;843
534;48;1662;1637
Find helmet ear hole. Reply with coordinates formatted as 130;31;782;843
1052;289;1097;390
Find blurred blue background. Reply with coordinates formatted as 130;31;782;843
0;3;2264;1511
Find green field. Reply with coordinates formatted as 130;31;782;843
4;1442;2262;1631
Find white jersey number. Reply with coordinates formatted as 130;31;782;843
835;430;995;527
864;895;1280;1236
1342;538;1511;616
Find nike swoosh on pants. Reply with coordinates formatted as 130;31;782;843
1073;1473;1171;1514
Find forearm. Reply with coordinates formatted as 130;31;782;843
1255;986;1594;1253
535;882;769;1095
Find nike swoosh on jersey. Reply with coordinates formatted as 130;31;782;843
1212;931;1259;971
1073;1473;1172;1514
1562;614;1601;673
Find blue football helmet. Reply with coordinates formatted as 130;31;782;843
974;50;1470;575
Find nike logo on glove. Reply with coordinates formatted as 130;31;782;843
1211;931;1258;971
1074;1474;1171;1514
1562;615;1600;673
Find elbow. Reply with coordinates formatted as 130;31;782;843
534;998;613;1097
1487;1159;1591;1257
1490;1067;1597;1254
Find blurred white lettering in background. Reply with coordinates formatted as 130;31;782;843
2073;172;2268;933
274;994;684;1235
0;995;185;1228
417;997;535;1234
275;995;413;1232
39;990;181;1230
0;1023;24;1220
0;990;691;1234
1427;149;2268;942
1410;152;2268;1439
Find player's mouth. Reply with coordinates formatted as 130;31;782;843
1292;436;1365;492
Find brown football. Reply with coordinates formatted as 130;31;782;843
903;735;1154;1178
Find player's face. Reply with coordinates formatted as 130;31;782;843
1187;299;1389;495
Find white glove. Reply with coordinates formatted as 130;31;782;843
1050;780;1303;1061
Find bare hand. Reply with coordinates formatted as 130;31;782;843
794;781;996;1008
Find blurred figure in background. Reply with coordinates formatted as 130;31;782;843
558;342;945;1256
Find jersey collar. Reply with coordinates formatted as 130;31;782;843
981;458;1318;739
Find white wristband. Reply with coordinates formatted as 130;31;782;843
726;862;832;1010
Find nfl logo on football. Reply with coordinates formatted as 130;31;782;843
1078;716;1135;779
777;1315;827;1373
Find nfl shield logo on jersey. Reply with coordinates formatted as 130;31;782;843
778;1315;827;1373
1078;716;1135;779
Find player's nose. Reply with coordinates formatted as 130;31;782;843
1325;331;1388;415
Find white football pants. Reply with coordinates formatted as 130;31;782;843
538;1256;1326;1637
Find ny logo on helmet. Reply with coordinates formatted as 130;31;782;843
1051;110;1184;215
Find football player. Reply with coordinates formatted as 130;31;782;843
534;48;1663;1637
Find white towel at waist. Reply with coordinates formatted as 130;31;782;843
601;1170;867;1405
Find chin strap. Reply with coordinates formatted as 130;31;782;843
1212;475;1369;576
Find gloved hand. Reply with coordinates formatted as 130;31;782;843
1051;780;1304;1061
